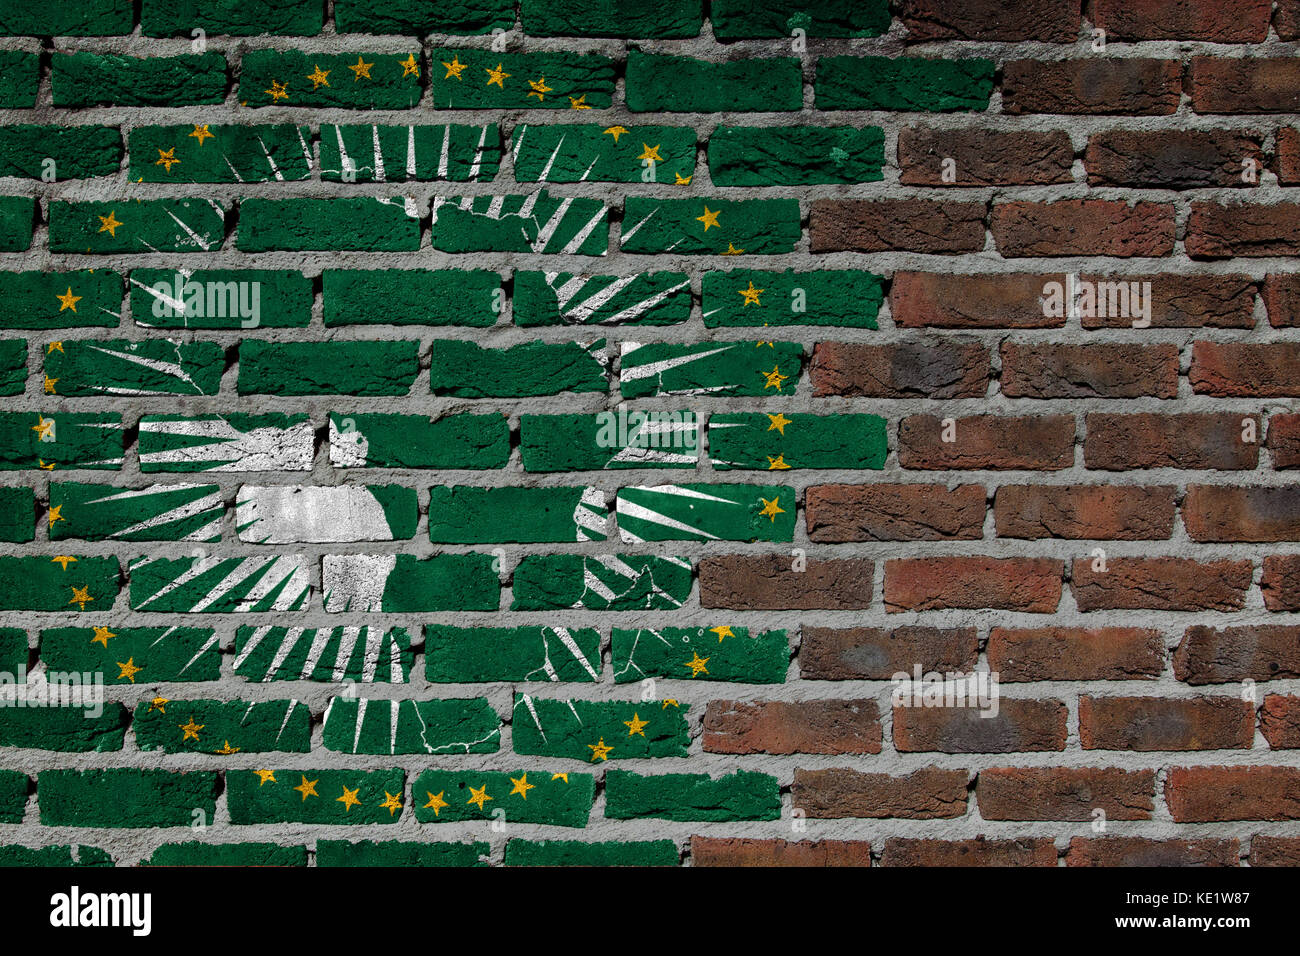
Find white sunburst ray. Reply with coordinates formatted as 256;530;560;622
618;342;732;383
616;499;720;542
332;626;362;681
80;486;223;540
437;123;451;179
370;124;386;183
214;554;308;612
131;553;228;609
387;630;405;682
178;632;220;677
468;124;488;181
518;693;547;742
163;207;216;251
274;699;301;745
405;125;416;179
599;278;691;325
83;341;208;395
295;125;313;172
255;134;284;182
361;627;382;683
300;626;332;681
264;626;304;681
560;273;638;320
232;624;274;671
185;557;283;613
549;626;600;681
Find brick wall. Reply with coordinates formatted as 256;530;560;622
0;0;1297;868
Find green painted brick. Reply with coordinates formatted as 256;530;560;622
330;411;509;469
505;839;679;866
432;191;608;254
428;48;614;110
241;49;423;108
0;770;27;823
52;53;227;107
0;2;132;35
142;842;308;866
429;339;609;397
0;271;122;330
0;627;25;673
0;703;127;752
616;483;796;542
816;56;996;112
622;197;801;255
512;554;693;610
520;411;700;471
49;199;225;254
39;769;219;827
135;699;310;754
513;270;690;327
324;269;500;327
317;839;487;867
139;413;313;472
0;52;38;107
514;123;696;183
320;123;501;182
235;625;413;683
0;340;24;396
227;768;404;825
130;124;312;183
522;0;701;36
612;625;789;683
323;697;501;755
0;555;119;611
0;845;113;867
702;268;883;328
335;0;513;34
45;339;224;396
711;0;890;37
131;269;311;329
626;51;802;112
512;694;690;760
709;412;888;470
235;484;417;543
238;340;418;396
428;486;608;543
40;626;220;683
238;197;420;252
142;0;324;36
620;340;803;398
130;554;311;613
0;197;34;250
323;553;499;612
0;411;124;471
50;482;222;542
605;769;781;821
425;625;602;682
0;126;122;180
710;125;885;185
413;769;594;826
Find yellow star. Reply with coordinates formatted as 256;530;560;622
624;712;649;737
216;740;240;755
46;341;63;354
32;416;55;441
264;80;288;101
349;56;373;81
294;775;319;801
154;147;180;172
423;790;449;815
43;374;57;395
766;412;792;435
722;242;744;255
756;339;774;347
440;55;468;80
336;785;361;812
306;64;330;89
56;287;81;312
763;365;788;390
466;784;493;810
117;657;141;683
696;205;720;231
662;699;680;708
189;124;213;146
527;77;552;100
738;281;764;306
381;791;403;816
255;769;276;786
148;696;169;713
674;172;692;185
588;737;613;761
684;652;710;677
485;62;509;87
767;454;791;470
759;496;785;522
51;555;76;570
638;142;662;163
399;54;420;78
90;625;115;647
551;773;569;783
68;585;93;610
96;211;123;236
710;625;734;642
603;125;628;143
509;773;535;799
47;504;63;525
38;460;54;471
568;94;591;109
179;717;204;742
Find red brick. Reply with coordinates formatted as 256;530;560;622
806;483;986;542
899;0;1081;40
991;200;1175;257
793;767;970;819
988;626;1164;682
1002;58;1181;115
1184;484;1300;541
1280;0;1300;39
1175;624;1300;684
1250;835;1300;866
699;555;873;610
1191;342;1300;396
799;626;979;680
898;414;1075;471
1268;414;1300;469
1263;273;1300;327
881;837;1057;867
1261;695;1300;748
1187;203;1300;258
1079;695;1254;750
1000;343;1179;399
691;837;871;867
1067;837;1239;867
994;484;1175;540
885;557;1063;612
898;128;1074;185
1078;274;1255;329
1084;412;1261;471
703;699;882;755
809;199;985;254
1190;58;1300;113
1262;555;1300;611
890;272;1065;329
1275;127;1300;184
810;341;989;398
893;698;1068;753
1167;766;1300;821
1092;0;1270;41
1072;557;1253;612
976;766;1155;820
1085;130;1264;188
